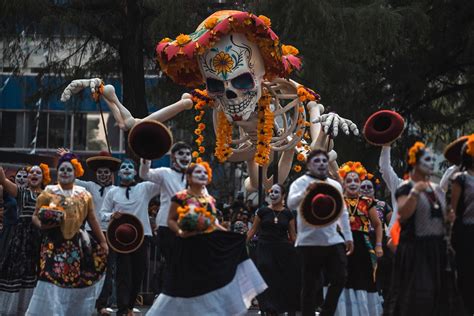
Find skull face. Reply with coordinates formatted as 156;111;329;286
15;169;28;188
198;33;265;122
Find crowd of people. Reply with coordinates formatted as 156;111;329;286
0;133;473;316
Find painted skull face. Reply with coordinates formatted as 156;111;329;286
417;149;435;175
173;149;192;171
15;170;28;188
96;167;112;186
268;184;283;205
343;172;361;196
118;161;136;182
360;179;375;197
191;164;208;185
198;33;265;121
58;162;75;185
307;153;329;179
28;166;43;188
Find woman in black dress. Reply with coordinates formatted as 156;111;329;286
450;134;474;315
247;183;298;316
386;142;461;316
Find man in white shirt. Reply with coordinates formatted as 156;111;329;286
101;159;160;316
288;149;353;316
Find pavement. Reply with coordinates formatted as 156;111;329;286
92;306;268;315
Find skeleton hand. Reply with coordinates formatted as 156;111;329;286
56;147;70;157
312;113;359;137
60;78;102;102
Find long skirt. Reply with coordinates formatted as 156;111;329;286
385;235;464;316
147;230;267;316
334;231;382;316
454;224;474;315
256;240;299;313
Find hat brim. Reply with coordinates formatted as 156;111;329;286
128;120;173;160
107;213;144;254
363;110;405;146
156;10;301;87
444;136;468;165
300;182;344;227
86;156;122;172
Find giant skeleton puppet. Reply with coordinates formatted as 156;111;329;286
61;10;358;191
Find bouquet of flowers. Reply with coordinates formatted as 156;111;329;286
177;204;214;233
38;202;65;226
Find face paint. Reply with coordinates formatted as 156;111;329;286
307;153;329;179
15;170;28;188
118;161;136;183
360;179;375;197
173;149;192;171
96;167;112;186
28;166;44;188
58;162;75;185
268;184;283;205
191;164;208;185
344;172;361;196
417;150;435;176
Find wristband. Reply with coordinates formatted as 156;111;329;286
376;242;382;247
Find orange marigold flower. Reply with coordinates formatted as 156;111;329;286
196;157;203;163
204;16;219;29
408;141;426;166
258;15;272;27
304;132;310;139
194;129;202;135
198;146;205;153
192;151;199;158
465;134;474;157
293;165;302;172
296;130;303;137
304;121;311;127
198;123;206;130
298;106;305;113
282;44;299;56
297;153;306;161
176;34;191;46
160;37;172;43
194;116;202;122
296;141;302;147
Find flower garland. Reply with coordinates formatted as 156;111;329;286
91;81;105;102
190;89;214;163
465;134;474;157
215;111;233;163
255;91;274;166
338;161;368;180
39;163;51;186
407;141;426;166
70;159;84;177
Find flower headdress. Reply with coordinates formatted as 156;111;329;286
58;153;84;178
465;134;474;158
338;161;368;180
189;161;213;184
407;141;426;166
156;10;302;87
39;163;51;185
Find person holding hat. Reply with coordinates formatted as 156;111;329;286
0;164;51;315
287;149;353;316
147;161;267;315
57;148;121;316
26;153;108;315
384;142;462;315
101;158;161;316
448;134;474;315
337;161;383;316
246;183;298;316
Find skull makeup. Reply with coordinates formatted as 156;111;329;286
307;153;329;179
417;149;435;175
343;172;361;197
58;162;75;185
118;160;136;183
173;149;192;171
191;164;208;186
96;167;112;186
198;33;265;121
360;179;375;197
28;165;44;188
15;169;28;188
268;184;284;205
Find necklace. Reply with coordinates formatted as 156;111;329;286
271;206;283;224
346;196;360;223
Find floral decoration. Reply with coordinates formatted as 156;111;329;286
338;161;368;180
407;141;426;166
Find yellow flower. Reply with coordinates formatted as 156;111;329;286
293;165;302;172
304;121;311;127
194;115;202;122
204;16;219;29
212;52;234;75
258;15;272;27
194;129;202;135
160;37;172;43
282;44;299;56
192;151;199;158
176;34;191;46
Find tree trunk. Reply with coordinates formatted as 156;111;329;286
118;0;148;119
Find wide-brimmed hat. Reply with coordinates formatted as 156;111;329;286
128;120;173;160
301;182;344;227
444;136;469;165
106;213;144;254
86;151;121;172
156;10;302;87
363;110;405;146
